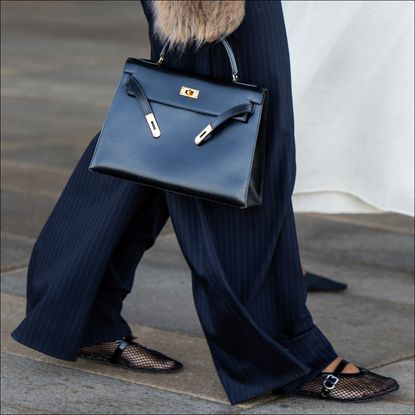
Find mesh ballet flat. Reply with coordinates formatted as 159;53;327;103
298;358;399;402
79;334;183;373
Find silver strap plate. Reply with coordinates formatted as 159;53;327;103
145;113;161;138
194;124;213;145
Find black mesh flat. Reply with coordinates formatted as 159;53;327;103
79;334;183;373
297;359;399;402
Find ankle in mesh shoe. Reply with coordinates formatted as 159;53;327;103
298;359;399;402
79;334;183;373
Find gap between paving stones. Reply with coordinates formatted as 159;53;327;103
371;357;415;371
1;159;72;175
1;350;234;409
1;232;36;245
1;90;110;108
1;138;93;153
1;186;62;201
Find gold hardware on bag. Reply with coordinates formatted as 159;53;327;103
145;113;161;138
180;86;199;99
194;124;213;145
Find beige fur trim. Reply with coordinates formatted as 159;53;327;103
150;1;245;51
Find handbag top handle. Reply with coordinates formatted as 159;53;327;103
157;37;239;82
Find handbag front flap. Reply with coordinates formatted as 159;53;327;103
123;58;266;117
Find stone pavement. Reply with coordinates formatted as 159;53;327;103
1;2;414;414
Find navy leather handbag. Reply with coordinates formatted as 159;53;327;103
89;38;268;208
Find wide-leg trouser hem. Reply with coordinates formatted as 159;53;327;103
9;133;169;362
278;325;338;395
10;324;134;362
221;324;336;405
11;322;335;405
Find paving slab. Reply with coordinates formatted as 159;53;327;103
134;282;414;369
1;1;148;47
244;359;415;413
126;234;203;335
0;220;175;291
1;352;229;415
306;212;414;235
301;252;414;305
1;293;296;409
1;160;70;198
1;293;228;405
2;350;412;415
2;142;87;171
376;358;414;404
296;214;414;273
1;234;34;272
307;293;413;368
1;1;149;155
1;96;102;149
0;267;28;297
1;189;56;239
160;219;175;236
2;72;118;109
2;232;413;370
241;396;414;414
1;38;147;80
2;5;146;58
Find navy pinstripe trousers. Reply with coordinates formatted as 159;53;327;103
12;0;337;404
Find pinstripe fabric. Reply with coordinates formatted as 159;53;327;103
11;134;170;358
12;0;337;405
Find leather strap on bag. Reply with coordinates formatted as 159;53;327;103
194;102;253;145
126;74;161;138
126;74;253;145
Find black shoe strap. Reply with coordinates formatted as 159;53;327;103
333;359;349;376
110;339;130;364
123;333;136;343
320;359;349;398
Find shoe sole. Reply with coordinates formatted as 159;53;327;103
296;383;400;403
78;353;184;374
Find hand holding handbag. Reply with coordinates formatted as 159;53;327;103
89;38;268;208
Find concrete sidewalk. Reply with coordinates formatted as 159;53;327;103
1;2;414;414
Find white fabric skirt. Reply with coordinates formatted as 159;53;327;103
283;1;414;216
